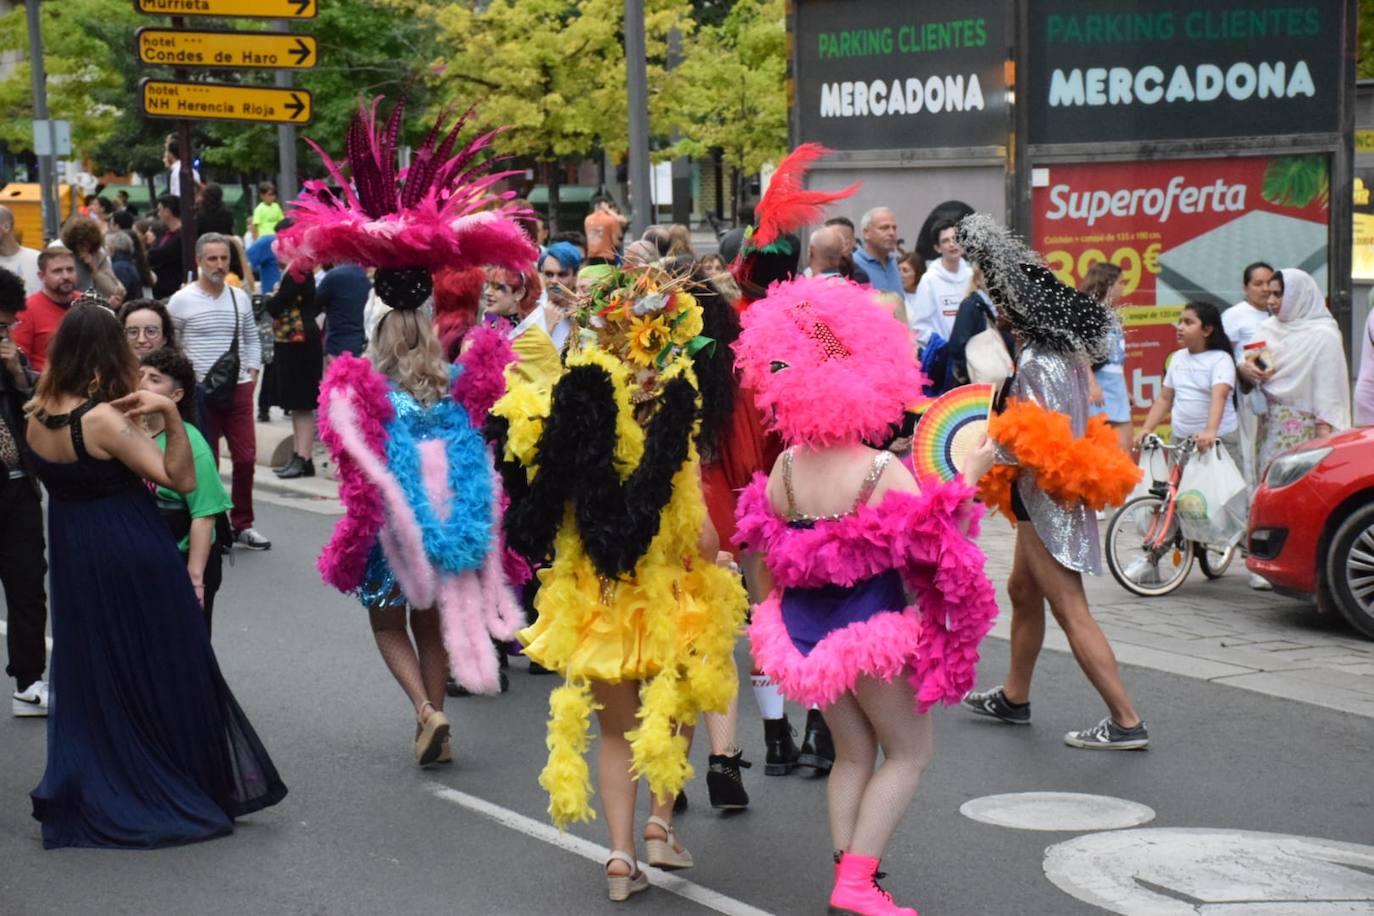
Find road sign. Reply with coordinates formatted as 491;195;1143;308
31;119;72;157
139;79;313;124
132;0;317;19
136;28;317;70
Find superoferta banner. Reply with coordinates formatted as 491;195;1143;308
1032;155;1329;420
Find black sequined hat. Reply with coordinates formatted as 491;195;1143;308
956;214;1114;363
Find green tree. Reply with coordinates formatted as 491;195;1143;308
1360;0;1374;79
1;1;438;198
0;0;126;157
658;0;787;215
406;0;691;228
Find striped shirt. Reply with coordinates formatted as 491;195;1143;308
167;282;262;383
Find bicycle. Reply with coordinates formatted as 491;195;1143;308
1104;433;1239;597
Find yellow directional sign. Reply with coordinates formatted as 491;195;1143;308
137;28;317;70
132;0;317;19
139;79;313;124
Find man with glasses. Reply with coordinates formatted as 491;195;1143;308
0;268;48;717
530;241;581;352
12;247;77;372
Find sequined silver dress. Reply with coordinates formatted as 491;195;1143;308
997;343;1102;575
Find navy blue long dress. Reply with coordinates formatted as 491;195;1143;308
29;401;287;849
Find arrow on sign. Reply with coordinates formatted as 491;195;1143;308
290;38;311;66
285;93;307;120
292;0;311;14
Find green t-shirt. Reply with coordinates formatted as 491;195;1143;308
155;425;233;553
253;201;285;238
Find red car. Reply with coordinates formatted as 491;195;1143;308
1247;426;1374;639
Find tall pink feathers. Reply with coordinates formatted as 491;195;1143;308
277;97;537;275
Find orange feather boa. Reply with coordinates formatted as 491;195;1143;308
979;399;1142;520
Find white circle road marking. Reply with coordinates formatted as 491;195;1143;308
1043;827;1374;914
959;792;1156;832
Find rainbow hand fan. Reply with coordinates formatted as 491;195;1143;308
911;384;993;482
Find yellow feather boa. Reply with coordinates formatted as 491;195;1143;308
496;346;748;828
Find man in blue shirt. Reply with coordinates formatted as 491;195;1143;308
851;207;902;294
317;263;372;361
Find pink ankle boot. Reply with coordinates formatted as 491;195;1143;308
828;853;918;916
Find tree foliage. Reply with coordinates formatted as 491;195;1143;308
658;0;787;175
0;0;438;182
405;0;692;164
0;0;125;158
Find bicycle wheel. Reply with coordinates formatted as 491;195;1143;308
1197;542;1237;579
1106;495;1195;597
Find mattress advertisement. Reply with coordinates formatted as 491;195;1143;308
1032;154;1329;421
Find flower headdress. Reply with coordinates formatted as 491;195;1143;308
578;265;711;401
729;144;859;304
734;274;927;447
275;97;537;310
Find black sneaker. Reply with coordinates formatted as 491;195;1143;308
1064;717;1149;750
962;686;1031;725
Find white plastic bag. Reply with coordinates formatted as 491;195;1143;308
1175;442;1248;546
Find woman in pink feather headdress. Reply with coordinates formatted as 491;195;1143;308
293;97;537;767
732;274;1000;916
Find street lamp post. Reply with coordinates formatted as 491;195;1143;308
25;0;61;244
624;0;653;239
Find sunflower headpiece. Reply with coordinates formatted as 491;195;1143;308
577;266;712;401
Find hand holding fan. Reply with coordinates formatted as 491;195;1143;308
911;384;994;481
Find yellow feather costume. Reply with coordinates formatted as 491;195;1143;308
493;346;747;828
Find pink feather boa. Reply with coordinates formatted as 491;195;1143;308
316;354;394;592
451;324;514;427
735;473;999;713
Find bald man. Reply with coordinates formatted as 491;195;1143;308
806;226;846;277
0;207;42;296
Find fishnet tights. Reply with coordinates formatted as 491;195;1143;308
369;605;449;717
823;676;934;858
703;656;741;754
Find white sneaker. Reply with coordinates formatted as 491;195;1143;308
1124;557;1161;585
235;527;272;550
13;679;48;717
1249;572;1272;591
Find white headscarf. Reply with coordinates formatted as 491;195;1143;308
1259;268;1351;429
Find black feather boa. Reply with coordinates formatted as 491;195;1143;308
502;364;700;579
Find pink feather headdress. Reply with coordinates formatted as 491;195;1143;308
733;274;927;448
276;97;537;280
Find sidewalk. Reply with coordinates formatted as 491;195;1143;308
230;448;1374;719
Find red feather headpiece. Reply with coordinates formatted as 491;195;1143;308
749;143;859;252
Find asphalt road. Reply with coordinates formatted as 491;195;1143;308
2;498;1372;915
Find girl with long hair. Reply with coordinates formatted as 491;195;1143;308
25;304;285;848
1134;301;1239;456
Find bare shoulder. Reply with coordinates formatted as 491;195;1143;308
870;450;919;501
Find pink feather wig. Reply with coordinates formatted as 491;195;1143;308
733;274;928;448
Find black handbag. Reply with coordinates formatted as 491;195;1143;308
202;287;242;409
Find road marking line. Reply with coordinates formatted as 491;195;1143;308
428;784;776;916
0;619;53;652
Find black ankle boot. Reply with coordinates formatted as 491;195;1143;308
798;708;834;774
762;716;801;775
707;751;751;810
275;456;315;479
